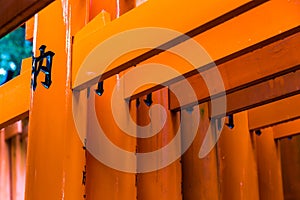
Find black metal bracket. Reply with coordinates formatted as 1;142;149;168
136;98;140;108
82;165;87;185
185;106;194;114
255;129;262;136
144;93;153;107
226;114;234;129
31;45;55;91
95;81;104;96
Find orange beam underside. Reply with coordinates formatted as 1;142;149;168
272;119;300;139
4;121;23;140
208;69;300;117
170;31;300;111
124;0;300;99
72;0;262;90
248;94;300;132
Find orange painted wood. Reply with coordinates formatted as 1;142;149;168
217;112;259;200
0;121;28;200
272;119;300;139
72;0;259;90
125;0;300;100
4;121;22;140
10;134;27;200
83;2;137;199
85;74;136;199
86;152;137;199
0;0;54;38
248;94;300;131
0;58;31;130
0;129;10;200
24;1;88;199
279;135;300;200
208;70;300;117
25;17;34;41
181;103;219;200
170;31;300;111
89;0;135;20
254;128;284;200
136;88;181;200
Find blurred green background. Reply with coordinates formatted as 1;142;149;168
0;27;32;85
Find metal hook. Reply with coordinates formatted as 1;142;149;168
217;118;222;131
226;114;234;129
255;129;262;136
95;81;104;96
144;93;153;107
186;106;194;114
136;98;140;108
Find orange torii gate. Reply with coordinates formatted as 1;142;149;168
0;0;300;199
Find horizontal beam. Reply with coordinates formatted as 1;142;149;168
248;94;300;132
272;119;300;139
209;69;300;117
4;121;23;140
169;30;300;111
0;0;54;38
0;58;31;129
124;0;300;100
72;0;264;90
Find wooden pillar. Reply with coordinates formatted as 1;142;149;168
10;134;27;200
217;111;259;200
84;0;137;198
279;134;300;200
25;1;88;199
85;74;137;199
254;128;284;200
181;103;219;200
136;88;182;200
0;129;10;200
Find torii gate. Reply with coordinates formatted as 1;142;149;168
0;0;300;199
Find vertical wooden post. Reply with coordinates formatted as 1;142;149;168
85;74;137;199
0;129;10;200
136;88;182;200
181;103;219;200
217;111;259;200
10;134;27;200
279;135;300;199
254;128;284;200
25;1;89;199
84;0;137;198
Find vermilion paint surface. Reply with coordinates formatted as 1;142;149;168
25;1;88;199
